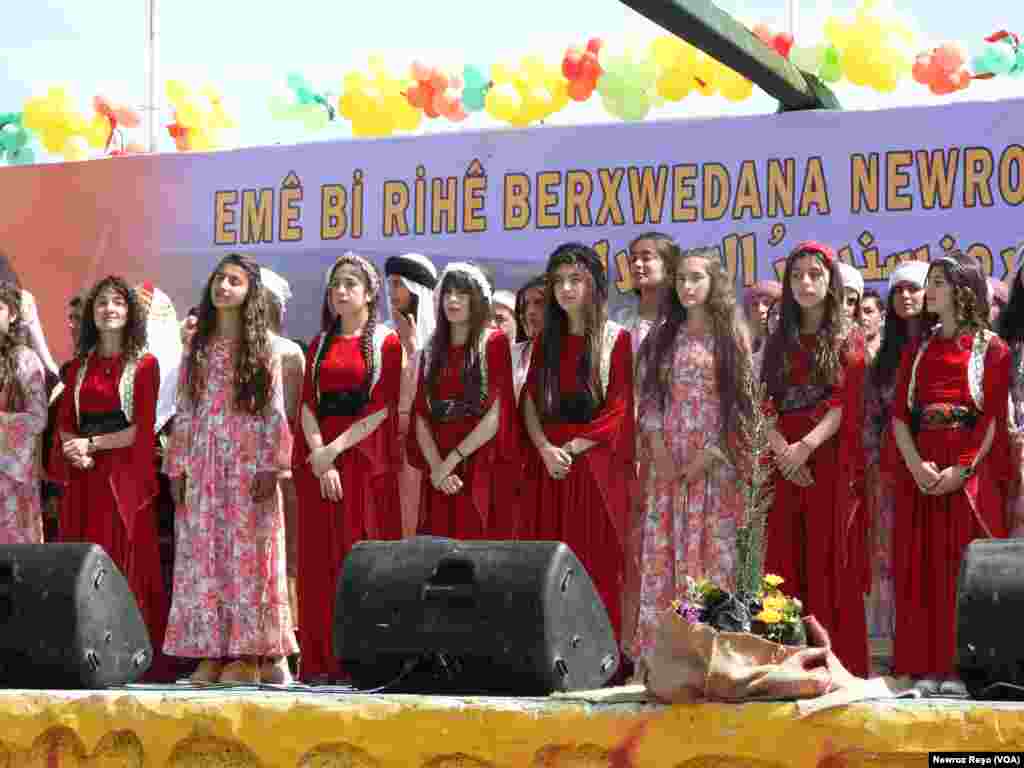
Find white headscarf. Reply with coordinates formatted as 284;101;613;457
135;282;182;433
385;253;438;352
433;262;492;319
492;290;516;313
888;261;929;292
838;262;864;299
260;267;292;312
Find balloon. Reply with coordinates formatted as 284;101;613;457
86;112;112;148
773;33;794;59
165;79;187;105
586;38;603;55
820;45;843;82
9;146;35;165
562;49;583;80
752;22;774;46
973;41;1017;76
568;77;595;102
62;135;89;162
463;65;487;89
411;60;431;82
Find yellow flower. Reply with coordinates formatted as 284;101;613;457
763;574;785;588
763;595;787;612
755;608;782;624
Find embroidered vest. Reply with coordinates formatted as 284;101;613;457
73;351;139;425
907;330;993;415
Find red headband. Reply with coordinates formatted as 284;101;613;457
792;240;835;267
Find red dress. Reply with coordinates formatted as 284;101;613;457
764;332;870;678
519;329;635;640
53;353;172;681
406;331;521;539
292;330;402;681
889;332;1010;677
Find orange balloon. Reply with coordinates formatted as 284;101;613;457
568;78;594;102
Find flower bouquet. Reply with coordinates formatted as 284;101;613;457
643;376;852;703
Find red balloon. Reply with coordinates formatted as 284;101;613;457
419;83;436;113
562;49;583;80
406;82;426;108
911;55;933;84
773;33;794;58
579;51;602;81
567;78;594;102
586;37;602;55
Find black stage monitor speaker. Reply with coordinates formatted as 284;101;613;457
335;537;619;694
956;538;1024;699
0;543;152;688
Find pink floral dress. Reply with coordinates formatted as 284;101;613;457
0;346;46;544
863;374;897;640
163;338;297;658
630;329;744;661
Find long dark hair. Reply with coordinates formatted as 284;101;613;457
923;250;990;338
761;243;848;403
536;242;609;420
638;246;752;457
628;231;679;295
514;274;546;343
77;276;148;361
999;251;1024;346
0;282;28;404
186;253;272;413
426;269;490;407
872;288;923;390
314;253;381;401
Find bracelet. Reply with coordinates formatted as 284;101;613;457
959;465;974;482
87;436;96;454
454;446;465;461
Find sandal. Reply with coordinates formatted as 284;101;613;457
219;659;260;684
188;659;225;684
260;657;294;685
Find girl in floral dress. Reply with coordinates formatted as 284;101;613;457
0;281;46;544
629;246;753;664
164;253;296;685
863;261;927;653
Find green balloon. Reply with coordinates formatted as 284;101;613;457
820;46;842;83
10;146;35;165
296;86;317;105
620;89;650;121
463;65;486;90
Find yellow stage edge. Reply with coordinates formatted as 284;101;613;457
0;687;1022;767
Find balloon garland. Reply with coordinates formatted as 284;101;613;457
6;0;1022;164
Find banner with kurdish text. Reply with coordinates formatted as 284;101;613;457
1;97;1021;360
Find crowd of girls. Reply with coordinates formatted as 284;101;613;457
0;237;1020;693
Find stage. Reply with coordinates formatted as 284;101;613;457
0;685;1022;767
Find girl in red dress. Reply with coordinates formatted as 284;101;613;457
761;241;869;678
890;251;1009;695
54;276;172;681
293;252;402;683
406;262;520;540
520;243;635;641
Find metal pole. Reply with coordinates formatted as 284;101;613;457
145;0;159;152
786;0;799;40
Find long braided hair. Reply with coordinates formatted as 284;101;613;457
761;242;849;404
186;253;272;413
0;282;28;407
536;242;609;421
638;246;752;459
314;253;381;401
426;269;490;411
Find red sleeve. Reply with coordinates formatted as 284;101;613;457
299;333;323;414
960;337;1010;468
890;343;917;425
50;359;81;485
836;332;868;593
574;329;635;453
357;332;402;473
485;331;522;467
406;343;431;472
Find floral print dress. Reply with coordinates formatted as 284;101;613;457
630;329;744;661
863;375;897;640
0;346;46;544
163;338;297;658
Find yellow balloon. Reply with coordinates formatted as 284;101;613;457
490;62;513;84
165;79;188;106
657;71;692;102
651;36;682;69
21;98;52;133
719;70;753;102
694;53;719;96
176;101;203;129
86;113;111;148
62;135;89;162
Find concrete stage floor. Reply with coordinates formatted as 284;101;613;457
0;683;1022;767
